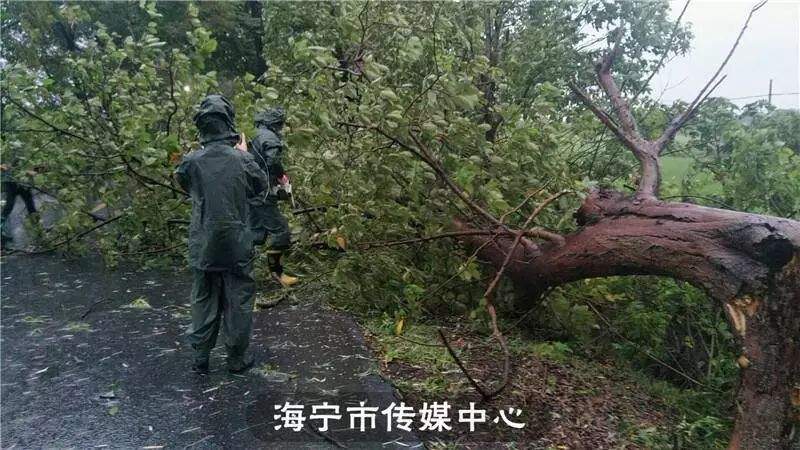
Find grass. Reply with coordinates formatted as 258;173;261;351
661;156;693;182
366;320;467;397
612;366;731;449
367;320;452;369
366;318;732;449
661;156;724;197
510;340;573;363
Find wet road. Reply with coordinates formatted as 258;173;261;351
0;254;420;449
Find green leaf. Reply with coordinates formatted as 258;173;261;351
379;89;398;101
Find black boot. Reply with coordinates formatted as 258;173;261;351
192;353;210;375
266;251;299;287
227;354;255;374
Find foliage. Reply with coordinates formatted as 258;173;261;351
1;0;703;313
1;1;221;262
517;341;574;363
675;99;800;218
1;3;795;446
541;276;738;390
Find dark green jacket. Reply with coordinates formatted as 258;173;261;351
249;126;285;188
175;142;268;272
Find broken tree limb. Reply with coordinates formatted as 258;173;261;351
358;227;563;250
80;298;111;319
570;2;766;201
456;189;800;449
469;190;572;399
656;0;767;150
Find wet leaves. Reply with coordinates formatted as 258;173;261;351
99;390;116;399
63;321;92;332
3;256;413;447
253;363;295;383
20;315;47;324
125;296;152;309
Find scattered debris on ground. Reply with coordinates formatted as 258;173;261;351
365;322;684;449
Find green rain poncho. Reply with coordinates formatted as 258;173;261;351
174;95;268;371
175;95;268;272
248;107;291;250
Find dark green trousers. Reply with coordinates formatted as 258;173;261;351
186;267;255;366
250;199;291;250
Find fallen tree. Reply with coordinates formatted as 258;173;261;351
457;190;799;448
451;4;799;447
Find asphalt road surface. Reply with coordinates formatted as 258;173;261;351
1;251;420;448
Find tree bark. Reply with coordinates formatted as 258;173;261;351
456;189;800;449
729;263;800;450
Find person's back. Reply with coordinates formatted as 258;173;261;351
174;94;267;375
179;143;263;272
248;107;299;288
250;122;283;185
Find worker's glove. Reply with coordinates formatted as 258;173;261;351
235;133;248;152
272;173;292;201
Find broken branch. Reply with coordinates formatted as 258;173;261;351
655;0;767;150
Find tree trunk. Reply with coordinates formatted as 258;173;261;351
456;189;800;449
729;262;800;449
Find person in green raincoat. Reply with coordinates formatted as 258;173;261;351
174;95;268;374
1;156;39;247
248;107;298;287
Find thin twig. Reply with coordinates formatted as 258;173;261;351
121;156;187;197
470;190;571;399
482;190;572;303
438;192;571;400
661;194;734;210
342;121;504;228
630;0;691;104
498;184;549;224
118;243;185;256
80;298;110;319
656;0;767;149
438;329;490;399
305;422;346;448
14;181;107;221
422;233;500;300
3;95;96;145
358;228;562;250
568;82;639;154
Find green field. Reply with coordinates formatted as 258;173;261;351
661;156;724;197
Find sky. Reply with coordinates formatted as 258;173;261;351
651;0;800;109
